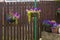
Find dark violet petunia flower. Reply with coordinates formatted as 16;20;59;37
42;20;51;26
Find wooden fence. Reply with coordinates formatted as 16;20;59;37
0;1;59;40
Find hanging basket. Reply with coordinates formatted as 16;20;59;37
6;12;20;24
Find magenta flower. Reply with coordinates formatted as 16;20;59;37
13;12;20;19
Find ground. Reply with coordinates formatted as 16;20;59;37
41;31;60;40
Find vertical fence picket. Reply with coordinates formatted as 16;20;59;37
24;3;26;40
16;3;18;40
17;2;18;40
25;3;28;40
19;6;21;40
14;3;18;40
20;3;22;40
23;5;24;40
4;3;7;40
28;5;29;40
12;2;14;40
21;6;24;40
8;6;10;40
7;3;10;40
9;26;11;40
6;3;8;40
2;6;4;40
31;4;34;40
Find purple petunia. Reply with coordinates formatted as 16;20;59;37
13;12;20;19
